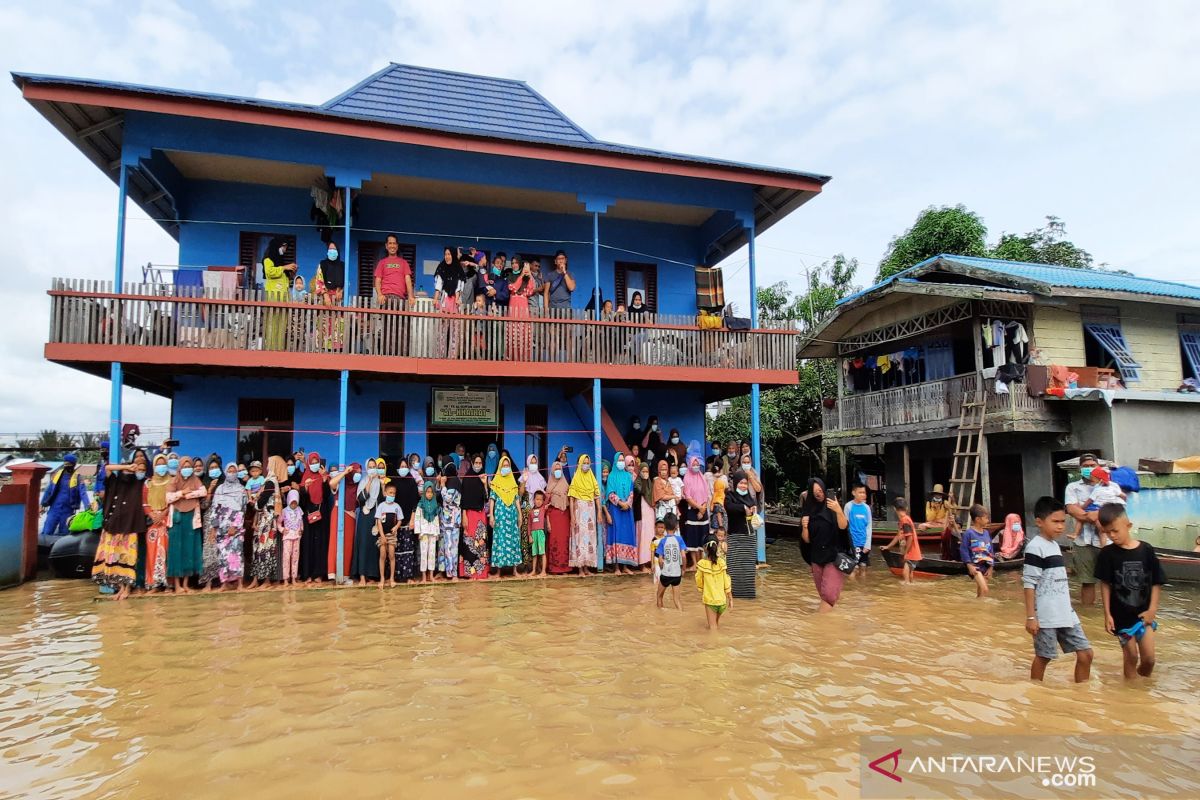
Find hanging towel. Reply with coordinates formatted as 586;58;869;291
982;321;992;347
877;355;891;373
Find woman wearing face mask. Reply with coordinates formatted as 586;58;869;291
519;455;546;575
325;462;360;582
634;460;656;569
166;456;207;594
198;456;224;593
393;460;421;584
262;237;297;350
567;455;601;577
605;451;638;574
141;453;172;593
298;454;330;585
681;457;712;567
706;440;724;473
627;290;647;319
433;246;464;359
211;463;249;591
408;453;424;487
314;239;346;351
91;451;149;601
624;416;643;450
459;454;491;579
640;416;665;469
350;458;385;584
739;453;766;562
489;456;523;578
438;462;463;581
544;460;572;575
724;471;759;599
484;443;500;478
664;428;688;470
245;455;287;590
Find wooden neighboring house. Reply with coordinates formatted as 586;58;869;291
801;254;1200;526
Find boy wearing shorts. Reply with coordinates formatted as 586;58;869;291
1096;504;1165;679
960;504;996;598
1024;497;1093;682
844;483;873;578
529;490;547;577
883;497;921;584
654;513;685;610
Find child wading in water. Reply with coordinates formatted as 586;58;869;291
1024;497;1093;682
695;538;732;629
1096;504;1166;679
279;489;303;586
649;519;666;599
415;481;440;584
529;490;547;577
655;513;685;610
375;485;401;587
883;497;920;584
961;504;995;598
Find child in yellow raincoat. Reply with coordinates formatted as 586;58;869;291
695;539;732;629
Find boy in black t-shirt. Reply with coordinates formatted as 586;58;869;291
1095;504;1166;679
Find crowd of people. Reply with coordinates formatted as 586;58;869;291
87;424;766;604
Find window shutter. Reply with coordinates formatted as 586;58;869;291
1083;323;1142;382
614;264;627;309
644;265;658;313
238;232;258;269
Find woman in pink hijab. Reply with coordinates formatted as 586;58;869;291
681;456;712;567
998;513;1025;559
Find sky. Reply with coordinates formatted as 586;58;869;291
2;0;1199;436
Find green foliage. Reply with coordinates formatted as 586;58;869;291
12;430;103;462
877;205;988;282
989;216;1094;269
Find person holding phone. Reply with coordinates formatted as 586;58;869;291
543;250;575;311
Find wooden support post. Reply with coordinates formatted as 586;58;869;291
902;443;911;505
979;433;992;516
839;446;849;496
836;358;845;431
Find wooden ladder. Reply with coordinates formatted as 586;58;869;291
948;388;986;521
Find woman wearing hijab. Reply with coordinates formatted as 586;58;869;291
246;455;286;589
801;477;850;612
459;452;491;579
633;459;655;568
738;451;766;562
624;417;643;450
519;454;546;573
313;239;346;351
166;456;207;593
507;259;537;361
433;246;464;359
211;462;248;590
998;513;1025;560
488;455;523;576
325;463;358;581
437;461;463;580
605;450;637;573
567;454;601;577
393;465;421;583
544;459;572;575
663;428;688;471
141;453;172;593
724;471;758;599
298;453;330;584
263;237;296;350
484;443;500;478
640;416;666;467
652;460;676;522
198;455;223;592
92;451;148;600
350;458;385;584
681;456;712;562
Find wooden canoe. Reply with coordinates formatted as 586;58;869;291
1157;547;1200;584
882;547;1024;578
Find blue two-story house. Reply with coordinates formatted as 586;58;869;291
15;63;829;565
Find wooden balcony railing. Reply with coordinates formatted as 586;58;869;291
822;373;1061;434
47;279;801;374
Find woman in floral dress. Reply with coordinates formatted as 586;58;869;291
210;463;248;590
567;454;601;577
437;462;462;580
489;456;523;577
247;455;286;589
199;455;223;591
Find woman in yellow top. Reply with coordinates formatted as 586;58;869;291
567;454;601;577
922;483;954;530
695;539;732;629
262;237;296;350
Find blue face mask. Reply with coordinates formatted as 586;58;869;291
553;469;563;479
309;462;320;472
736;487;749;496
500;466;512;476
237;470;248;480
1081;467;1094;480
287;465;296;476
581;463;591;473
492;266;501;275
353;472;362;483
691;464;702;473
155;464;168;476
398;467;410;477
135;470;146;480
712;447;720;456
425;467;435;476
327;249;338;260
670;436;679;444
167;459;179;470
208;468;221;479
180;467;194;479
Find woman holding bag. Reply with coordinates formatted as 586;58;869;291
800;477;850;613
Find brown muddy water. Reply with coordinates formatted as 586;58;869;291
2;545;1199;799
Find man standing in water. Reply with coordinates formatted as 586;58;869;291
1064;453;1102;605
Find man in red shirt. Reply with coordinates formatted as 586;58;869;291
373;234;413;307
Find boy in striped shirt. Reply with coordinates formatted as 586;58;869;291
1024;496;1094;682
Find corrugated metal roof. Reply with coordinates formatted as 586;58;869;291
323;64;594;144
840;254;1200;306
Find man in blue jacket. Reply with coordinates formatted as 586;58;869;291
40;453;91;537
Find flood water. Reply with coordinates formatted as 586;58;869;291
3;545;1199;799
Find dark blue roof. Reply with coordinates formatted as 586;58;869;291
839;254;1200;306
323;64;594;145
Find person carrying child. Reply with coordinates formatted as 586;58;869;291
1096;503;1166;679
694;538;732;629
1084;467;1126;518
1023;497;1093;683
655;513;686;610
375;484;401;587
279;489;304;586
882;497;921;585
415;481;440;584
528;490;548;577
960;504;995;598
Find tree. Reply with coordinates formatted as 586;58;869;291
990;215;1094;269
877;205;988;282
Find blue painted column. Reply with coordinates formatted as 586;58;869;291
109;163;129;464
592;211;601;313
336;183;354;583
745;214;766;561
593;377;604;570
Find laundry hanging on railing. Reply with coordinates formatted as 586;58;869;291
981;319;1030;368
